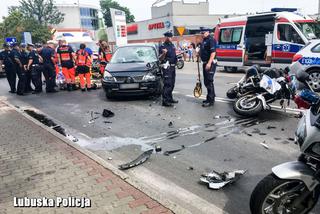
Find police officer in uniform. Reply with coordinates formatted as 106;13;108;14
40;42;57;93
199;28;217;107
10;43;26;96
27;43;43;93
20;43;33;93
159;31;178;107
0;43;16;93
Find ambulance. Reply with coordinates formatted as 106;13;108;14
214;8;320;72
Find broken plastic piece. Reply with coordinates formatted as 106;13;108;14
155;145;162;153
102;109;115;118
200;170;247;190
260;142;269;149
168;121;173;127
119;149;153;170
163;145;185;156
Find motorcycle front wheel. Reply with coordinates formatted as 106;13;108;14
250;173;320;214
233;94;263;117
176;60;184;69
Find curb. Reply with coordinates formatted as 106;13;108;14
1;99;201;214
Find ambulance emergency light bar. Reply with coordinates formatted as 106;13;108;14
271;8;298;13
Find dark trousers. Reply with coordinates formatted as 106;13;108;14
43;63;56;92
5;67;16;92
31;65;43;92
203;63;216;103
162;66;176;103
25;68;33;92
16;67;26;95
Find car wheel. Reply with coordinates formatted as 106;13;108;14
224;66;238;72
307;69;320;92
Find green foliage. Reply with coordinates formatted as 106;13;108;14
100;0;135;27
19;0;64;25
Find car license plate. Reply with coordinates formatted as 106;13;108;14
120;83;139;89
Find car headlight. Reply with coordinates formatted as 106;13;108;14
295;115;307;147
104;71;116;82
143;73;156;81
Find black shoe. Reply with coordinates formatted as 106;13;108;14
162;102;174;107
47;89;58;93
81;88;86;92
16;93;25;96
9;90;16;94
67;84;72;91
202;100;209;104
202;102;214;107
170;99;179;104
87;88;91;92
72;84;77;90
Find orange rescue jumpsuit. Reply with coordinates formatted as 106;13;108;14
76;49;91;89
57;45;76;84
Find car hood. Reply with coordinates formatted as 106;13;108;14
106;63;150;74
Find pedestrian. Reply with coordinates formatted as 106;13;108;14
99;41;112;75
188;44;194;62
0;43;16;93
27;43;43;94
10;43;26;96
75;43;92;92
159;31;178;107
40;42;58;93
199;28;217;107
57;40;76;91
20;43;33;93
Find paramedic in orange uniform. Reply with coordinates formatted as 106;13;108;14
99;41;112;75
57;40;76;91
75;44;92;92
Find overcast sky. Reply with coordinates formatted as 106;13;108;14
1;0;319;21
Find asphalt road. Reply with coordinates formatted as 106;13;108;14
0;62;319;214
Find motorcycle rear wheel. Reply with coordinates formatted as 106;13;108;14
250;173;320;214
233;94;263;117
176;60;184;69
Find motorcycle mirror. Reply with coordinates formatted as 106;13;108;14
296;70;310;82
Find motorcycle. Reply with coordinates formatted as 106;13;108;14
233;68;294;117
226;65;262;99
176;53;184;69
250;72;320;214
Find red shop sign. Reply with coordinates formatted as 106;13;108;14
148;22;165;30
127;24;138;35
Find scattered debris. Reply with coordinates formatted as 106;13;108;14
104;121;112;124
188;166;194;171
224;158;233;162
168;121;174;128
260;142;269;150
164;145;185;156
287;138;295;142
259;133;267;136
108;157;113;160
214;115;231;119
252;128;261;134
119;149;153;170
274;137;281;141
155;145;162;153
102;109;115;118
267;126;276;129
243;131;253;137
89;117;99;124
281;140;290;145
173;156;177;159
149;104;152;107
200;170;247;190
281;128;285;131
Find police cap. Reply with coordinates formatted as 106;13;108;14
35;43;42;48
200;27;212;34
164;31;173;38
10;42;18;47
3;43;10;48
20;43;27;48
27;43;35;47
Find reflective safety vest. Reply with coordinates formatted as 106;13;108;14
76;49;90;66
100;50;112;63
58;46;73;62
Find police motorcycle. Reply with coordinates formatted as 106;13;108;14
176;53;184;69
250;71;320;214
233;68;294;117
226;65;263;99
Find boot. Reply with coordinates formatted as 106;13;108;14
67;84;72;92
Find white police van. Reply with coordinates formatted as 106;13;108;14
214;8;320;72
290;39;320;92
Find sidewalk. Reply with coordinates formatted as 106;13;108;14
0;101;172;214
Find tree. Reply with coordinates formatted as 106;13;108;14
100;0;135;27
18;0;64;26
0;9;51;46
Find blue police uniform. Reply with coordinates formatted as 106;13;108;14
40;47;56;92
159;34;177;105
28;48;43;93
0;47;16;93
200;35;217;104
11;47;26;95
20;49;33;93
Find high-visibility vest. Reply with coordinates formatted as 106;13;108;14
100;50;112;63
58;46;73;62
76;49;89;66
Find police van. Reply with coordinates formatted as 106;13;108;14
214;8;320;72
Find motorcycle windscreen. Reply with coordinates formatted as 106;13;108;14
260;75;281;94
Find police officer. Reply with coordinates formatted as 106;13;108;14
199;28;217;107
10;43;26;96
159;31;178;107
40;42;58;93
20;43;33;93
27;43;43;93
0;43;16;93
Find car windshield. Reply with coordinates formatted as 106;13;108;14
69;42;99;53
295;22;320;40
110;46;157;64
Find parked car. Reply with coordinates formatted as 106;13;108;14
291;39;320;92
102;44;162;99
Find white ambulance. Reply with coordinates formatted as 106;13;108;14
214;8;320;72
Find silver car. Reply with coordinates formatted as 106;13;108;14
290;39;320;92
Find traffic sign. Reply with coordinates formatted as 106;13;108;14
176;27;185;36
5;37;17;44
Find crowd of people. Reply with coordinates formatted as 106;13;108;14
0;40;112;95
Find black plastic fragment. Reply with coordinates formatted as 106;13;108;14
119;149;154;170
102;109;115;118
163;145;185;156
